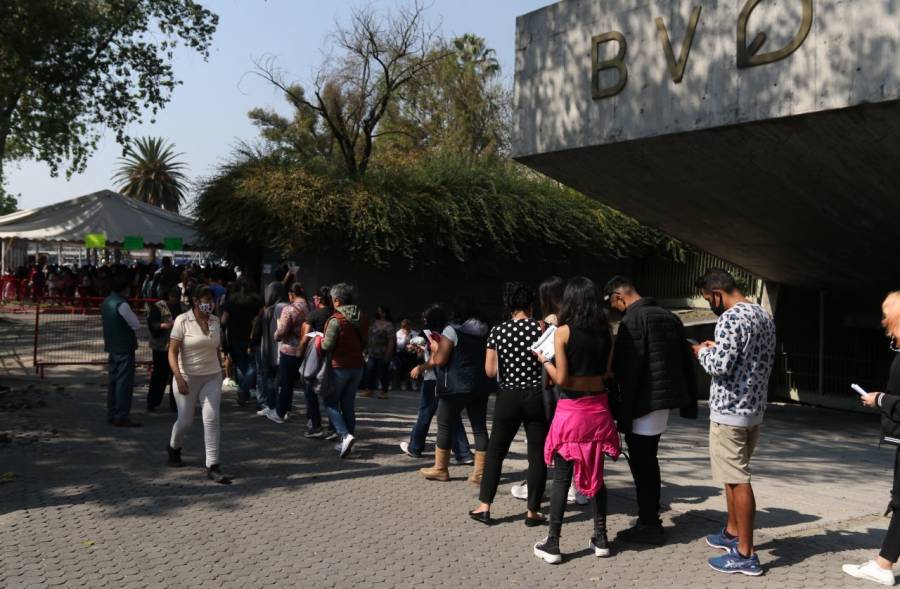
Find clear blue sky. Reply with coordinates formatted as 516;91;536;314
6;0;551;210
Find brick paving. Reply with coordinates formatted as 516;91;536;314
0;313;896;588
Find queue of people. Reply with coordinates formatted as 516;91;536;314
99;262;900;582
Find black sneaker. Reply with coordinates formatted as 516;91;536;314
617;522;665;546
305;428;325;439
534;536;562;564
323;430;339;441
590;533;611;557
206;464;232;484
112;417;141;427
167;445;184;467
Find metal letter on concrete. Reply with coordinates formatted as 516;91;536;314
655;6;702;84
591;32;628;99
737;0;814;68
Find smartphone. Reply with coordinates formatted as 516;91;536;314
686;338;699;346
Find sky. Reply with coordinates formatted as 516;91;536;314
6;0;552;211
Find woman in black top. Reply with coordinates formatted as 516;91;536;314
845;292;900;585
469;283;548;526
533;276;620;564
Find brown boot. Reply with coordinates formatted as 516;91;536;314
468;450;487;485
419;448;450;481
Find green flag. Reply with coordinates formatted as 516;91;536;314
85;233;106;248
123;236;144;250
163;237;183;251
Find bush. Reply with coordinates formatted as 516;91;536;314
194;153;683;272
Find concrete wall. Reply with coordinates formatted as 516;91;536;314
514;0;900;158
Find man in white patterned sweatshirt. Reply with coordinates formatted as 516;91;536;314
692;268;776;577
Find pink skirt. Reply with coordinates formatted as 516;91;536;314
544;394;620;498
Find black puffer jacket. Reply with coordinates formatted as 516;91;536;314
879;354;900;446
611;297;698;434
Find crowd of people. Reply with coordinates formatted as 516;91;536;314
95;260;900;582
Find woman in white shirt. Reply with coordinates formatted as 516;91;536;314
167;285;230;484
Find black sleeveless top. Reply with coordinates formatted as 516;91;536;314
565;326;611;377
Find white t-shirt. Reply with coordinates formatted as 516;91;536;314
631;408;670;437
441;324;457;346
170;310;221;376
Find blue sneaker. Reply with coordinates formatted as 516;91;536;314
705;527;738;551
708;547;763;576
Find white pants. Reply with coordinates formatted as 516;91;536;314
170;373;222;468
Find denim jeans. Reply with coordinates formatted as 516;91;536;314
229;338;251;392
325;367;364;438
362;356;390;392
304;379;322;430
147;349;175;411
106;351;135;421
257;354;277;411
276;354;302;418
407;380;473;460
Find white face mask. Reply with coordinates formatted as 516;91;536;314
198;302;214;314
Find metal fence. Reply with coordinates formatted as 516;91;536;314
32;298;156;377
631;250;762;301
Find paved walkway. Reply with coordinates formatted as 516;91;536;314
0;313;896;588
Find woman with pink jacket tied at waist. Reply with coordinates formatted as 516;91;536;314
534;277;620;565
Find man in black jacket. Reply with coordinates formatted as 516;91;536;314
605;276;698;546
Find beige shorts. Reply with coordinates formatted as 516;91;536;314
709;422;760;484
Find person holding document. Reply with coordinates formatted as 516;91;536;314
604;275;698;546
844;292;900;586
468;283;547;526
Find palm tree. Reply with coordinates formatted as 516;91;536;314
113;137;188;213
453;34;500;80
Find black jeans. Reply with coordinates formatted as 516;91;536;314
436;393;489;452
276;355;302;418
479;387;548;512
881;447;900;562
147;349;176;411
625;432;663;526
548;453;607;539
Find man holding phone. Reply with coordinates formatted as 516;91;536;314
604;276;698;546
692;268;776;577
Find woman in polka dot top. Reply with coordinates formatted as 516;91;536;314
468;282;549;527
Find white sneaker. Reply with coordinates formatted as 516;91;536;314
265;408;284;424
843;561;896;586
256;407;268;416
567;484;576;505
340;434;356;458
510;481;528;500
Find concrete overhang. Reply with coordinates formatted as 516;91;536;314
513;0;900;288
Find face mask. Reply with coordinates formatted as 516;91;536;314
198;302;213;314
710;293;726;317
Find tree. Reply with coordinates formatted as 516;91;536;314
252;1;446;179
379;34;511;159
0;1;218;188
0;185;16;215
113;137;188;212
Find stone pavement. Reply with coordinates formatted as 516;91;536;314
0;315;897;588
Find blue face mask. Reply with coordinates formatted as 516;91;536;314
198;302;214;315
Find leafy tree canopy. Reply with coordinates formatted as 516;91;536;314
0;0;218;185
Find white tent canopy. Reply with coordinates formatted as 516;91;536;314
0;189;198;247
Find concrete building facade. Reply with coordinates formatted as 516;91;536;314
513;0;900;406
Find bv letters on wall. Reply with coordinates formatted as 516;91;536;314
591;0;815;100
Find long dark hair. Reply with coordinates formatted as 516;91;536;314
558;276;608;331
423;304;449;332
539;276;565;319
